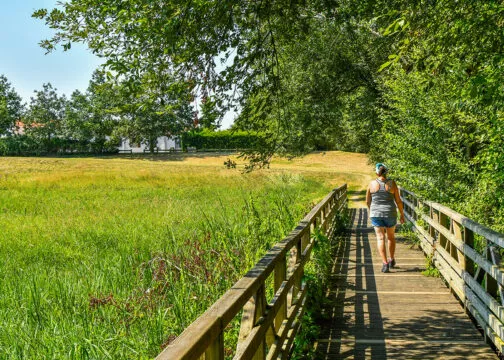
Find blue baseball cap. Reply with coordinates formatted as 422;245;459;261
375;163;388;174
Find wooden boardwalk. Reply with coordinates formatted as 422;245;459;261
314;208;497;359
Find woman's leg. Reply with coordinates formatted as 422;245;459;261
386;226;397;261
374;226;388;264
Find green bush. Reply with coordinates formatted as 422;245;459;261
0;135;119;155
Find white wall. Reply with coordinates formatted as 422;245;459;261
119;136;181;153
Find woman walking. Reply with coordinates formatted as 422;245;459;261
366;163;405;273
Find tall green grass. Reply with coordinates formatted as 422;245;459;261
0;158;331;358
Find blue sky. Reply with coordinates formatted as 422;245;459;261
0;1;103;103
0;1;235;128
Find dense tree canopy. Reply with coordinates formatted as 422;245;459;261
25;83;67;141
369;1;504;229
109;71;195;152
0;75;23;135
34;0;372;154
33;1;504;228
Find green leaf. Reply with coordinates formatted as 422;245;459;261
378;61;393;72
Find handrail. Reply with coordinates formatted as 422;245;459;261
399;187;504;352
156;184;348;360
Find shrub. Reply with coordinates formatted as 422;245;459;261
181;129;265;150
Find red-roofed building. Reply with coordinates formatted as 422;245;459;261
13;120;44;135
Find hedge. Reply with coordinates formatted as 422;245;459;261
0;135;119;155
181;129;264;150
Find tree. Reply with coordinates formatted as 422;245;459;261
61;70;121;152
32;1;345;152
32;1;394;159
63;89;91;144
25;83;66;143
0;75;24;135
84;70;121;152
198;95;221;131
366;1;504;230
112;73;194;153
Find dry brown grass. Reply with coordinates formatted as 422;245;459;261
0;151;372;205
149;150;373;205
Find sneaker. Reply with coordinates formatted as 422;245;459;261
388;258;396;269
381;262;389;273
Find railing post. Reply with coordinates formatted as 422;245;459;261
302;226;310;251
320;207;326;233
406;191;413;219
413;196;418;222
238;284;267;359
438;211;448;250
429;205;436;240
463;227;475;276
205;332;224;360
452;220;465;269
450;219;460;263
291;229;310;307
289;237;302;307
325;202;331;233
486;246;498;299
488;246;504;306
274;255;287;332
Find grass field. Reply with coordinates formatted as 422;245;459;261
0;151;371;358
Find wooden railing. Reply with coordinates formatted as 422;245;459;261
156;184;348;360
400;187;504;352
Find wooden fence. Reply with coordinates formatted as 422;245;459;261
156;184;348;360
400;187;504;352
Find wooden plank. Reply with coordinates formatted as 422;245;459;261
157;315;222;360
317;338;486;345
318;339;494;360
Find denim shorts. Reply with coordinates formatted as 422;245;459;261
370;217;397;228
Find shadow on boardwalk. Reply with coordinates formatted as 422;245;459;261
314;208;496;360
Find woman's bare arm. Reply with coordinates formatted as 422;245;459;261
366;186;372;211
392;181;405;223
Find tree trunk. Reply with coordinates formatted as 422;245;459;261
149;136;156;153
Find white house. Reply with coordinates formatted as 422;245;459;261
118;136;182;153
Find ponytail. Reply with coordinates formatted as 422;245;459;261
377;165;388;176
